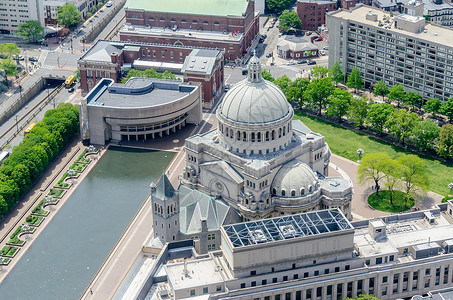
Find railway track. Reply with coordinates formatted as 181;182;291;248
104;15;126;40
0;83;64;150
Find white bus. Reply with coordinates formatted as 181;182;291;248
0;151;9;165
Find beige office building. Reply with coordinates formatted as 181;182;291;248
327;3;453;101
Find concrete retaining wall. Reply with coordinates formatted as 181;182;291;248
82;0;126;43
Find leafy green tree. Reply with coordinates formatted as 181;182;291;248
97;2;103;9
398;155;428;205
0;58;18;78
412;119;440;151
346;67;363;93
310;66;329;79
0;195;8;216
437;124;453;158
11;164;31;194
87;12;92;19
75;67;81;82
439;97;453;123
122;68;178;83
286;78;310;105
327;88;352;122
329;61;344;86
92;6;97;14
358;152;392;197
373;80;388;101
403;91;423;112
366;103;395;135
266;0;293;13
388;84;405;107
0;43;20;58
16;20;44;43
424;98;441;118
303;77;334;115
261;69;274;82
273;75;292;95
278;10;301;33
348;95;370;128
385;109;421;144
57;3;81;28
381;158;402;205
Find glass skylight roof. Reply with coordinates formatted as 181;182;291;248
223;209;352;248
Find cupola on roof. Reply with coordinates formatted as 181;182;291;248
272;160;319;196
218;54;291;124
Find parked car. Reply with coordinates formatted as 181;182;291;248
106;1;113;7
298;60;307;64
307;61;317;65
306;31;312;36
266;52;272;58
28;57;38;62
224;84;231;92
13;55;24;61
314;37;323;42
323;46;329;50
261;34;267;39
287;61;296;66
320;50;326;56
68;87;74;93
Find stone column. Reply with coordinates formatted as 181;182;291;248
408;271;413;292
352;281;358;298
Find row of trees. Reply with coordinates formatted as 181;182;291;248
0;104;79;216
278;10;301;33
262;64;453;158
358;153;428;206
373;81;453;121
121;69;179;83
266;0;295;13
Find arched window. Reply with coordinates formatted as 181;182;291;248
243;132;246;141
271;130;275;140
181;19;187;23
192;20;198;24
167;206;170;214
225;127;228;137
171;18;176;23
291;190;296;197
272;188;277;195
257;132;261;142
281;189;286;197
154;203;157;212
230;129;233;138
283;126;286;136
279;128;282;138
160;17;165;22
251;132;255;142
308;185;312;193
149;17;154;21
203;21;208;25
301;188;305;195
214;21;220;26
237;131;241;141
266;131;269;141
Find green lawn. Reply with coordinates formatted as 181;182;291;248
25;215;43;226
368;190;414;213
55;172;70;188
0;245;18;256
294;112;453;196
70;162;86;172
48;188;65;198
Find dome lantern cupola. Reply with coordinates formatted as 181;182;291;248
248;51;262;83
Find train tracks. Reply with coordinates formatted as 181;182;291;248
104;15;126;40
0;83;64;150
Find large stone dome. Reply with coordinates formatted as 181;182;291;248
218;55;291;124
271;159;319;197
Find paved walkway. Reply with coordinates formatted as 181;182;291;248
328;153;444;220
0;138;106;283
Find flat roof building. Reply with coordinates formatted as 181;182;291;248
327;4;453;101
79;77;202;145
114;201;453;300
121;0;260;61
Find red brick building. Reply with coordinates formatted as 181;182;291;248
121;0;259;60
297;0;337;31
340;0;372;10
78;40;224;107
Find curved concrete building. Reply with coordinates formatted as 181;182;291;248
80;77;202;145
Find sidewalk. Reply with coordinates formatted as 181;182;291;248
0;138;105;283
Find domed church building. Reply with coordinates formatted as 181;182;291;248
181;55;353;221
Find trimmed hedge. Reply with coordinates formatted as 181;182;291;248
0;104;79;217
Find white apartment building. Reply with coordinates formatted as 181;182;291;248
327;3;453;101
0;0;42;34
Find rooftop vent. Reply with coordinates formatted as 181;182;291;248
330;181;340;187
189;65;194;68
280;225;298;238
203;60;207;63
191;59;196;62
201;66;205;69
250;229;267;243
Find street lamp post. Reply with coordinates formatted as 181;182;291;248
449;183;453;195
357;148;364;162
